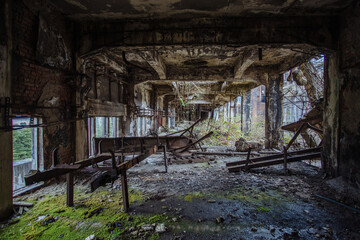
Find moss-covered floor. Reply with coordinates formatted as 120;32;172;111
1;151;360;239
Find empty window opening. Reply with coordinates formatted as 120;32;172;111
12;117;43;190
88;116;120;157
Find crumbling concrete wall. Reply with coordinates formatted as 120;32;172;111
265;74;283;149
322;2;360;188
134;83;154;136
322;54;340;177
337;2;360;188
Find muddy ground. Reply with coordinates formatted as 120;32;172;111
2;146;360;240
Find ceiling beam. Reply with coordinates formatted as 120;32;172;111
94;54;126;75
78;16;338;56
138;50;167;80
234;50;257;80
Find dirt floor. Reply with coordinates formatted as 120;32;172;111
1;146;360;240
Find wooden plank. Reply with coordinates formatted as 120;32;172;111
228;152;321;172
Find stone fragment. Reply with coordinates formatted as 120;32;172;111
216;216;225;224
141;224;154;231
155;223;167;233
85;235;96;240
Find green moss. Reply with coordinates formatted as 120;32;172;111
178;187;291;212
257;207;270;212
180;192;204;202
0;188;169;240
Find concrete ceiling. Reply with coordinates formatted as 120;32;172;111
47;0;352;19
88;44;320;82
36;0;348;102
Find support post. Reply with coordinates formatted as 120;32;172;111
244;147;252;171
265;74;283;149
121;169;129;212
66;173;74;207
163;145;168;173
283;146;288;173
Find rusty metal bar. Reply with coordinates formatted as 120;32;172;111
283;146;288;173
285;122;309;150
226;147;322;167
244;147;252;171
228;152;321;172
163;145;168;173
25;145;158;185
174;131;213;153
165;118;202;137
192;151;260;156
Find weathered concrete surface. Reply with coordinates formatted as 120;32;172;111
265;74;283;149
0;0;13;220
322;54;340;177
339;69;360;188
46;0;352;19
337;2;360;188
242;91;251;134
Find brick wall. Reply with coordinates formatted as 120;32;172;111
11;0;75;168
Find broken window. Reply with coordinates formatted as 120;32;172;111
88;116;120;156
12;117;43;190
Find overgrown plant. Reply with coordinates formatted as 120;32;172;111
193;117;265;146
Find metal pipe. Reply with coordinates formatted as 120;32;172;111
314;194;360;214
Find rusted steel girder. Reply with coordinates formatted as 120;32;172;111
94;136;191;155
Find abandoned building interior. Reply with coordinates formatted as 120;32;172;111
1;0;360;239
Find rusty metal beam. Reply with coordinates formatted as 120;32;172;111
226;147;322;167
228;151;321;172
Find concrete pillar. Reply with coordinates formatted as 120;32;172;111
265;74;283;149
243;91;251;134
322;54;342;177
0;0;13;220
319;3;360;187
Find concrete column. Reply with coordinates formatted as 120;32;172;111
322;53;341;177
265;74;283;149
75;60;88;161
0;0;13;220
243;91;251;134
